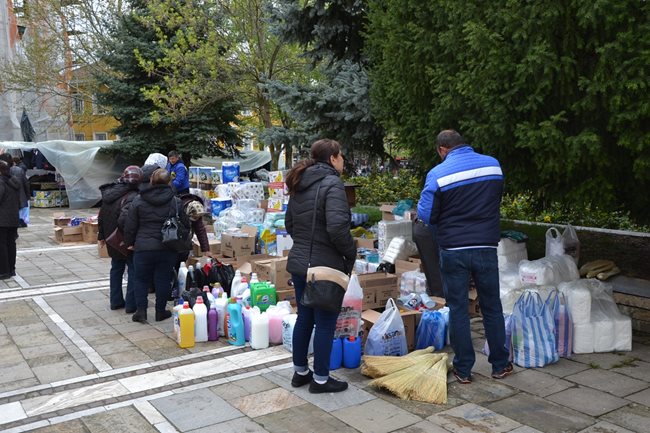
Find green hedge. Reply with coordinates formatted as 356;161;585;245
346;172;422;206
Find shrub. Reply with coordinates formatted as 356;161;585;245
346;172;421;206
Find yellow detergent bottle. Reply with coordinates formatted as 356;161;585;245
178;302;195;348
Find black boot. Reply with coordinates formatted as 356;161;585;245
291;370;313;387
132;309;147;323
155;310;172;322
308;377;348;394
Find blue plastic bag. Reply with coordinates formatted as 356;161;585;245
511;291;559;368
415;310;446;350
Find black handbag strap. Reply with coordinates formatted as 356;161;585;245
168;197;180;219
307;181;323;268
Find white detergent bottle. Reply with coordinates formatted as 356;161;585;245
193;297;208;342
230;270;242;298
204;285;215;308
177;262;188;293
215;293;229;337
250;272;259;285
250;307;269;349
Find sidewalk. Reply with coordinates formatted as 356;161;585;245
0;207;649;433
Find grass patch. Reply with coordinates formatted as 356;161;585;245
611;357;640;369
588;362;600;369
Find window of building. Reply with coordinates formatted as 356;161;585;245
92;94;108;115
74;133;85;141
94;132;108;141
73;94;84;114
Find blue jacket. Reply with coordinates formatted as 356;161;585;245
417;145;503;249
166;160;190;192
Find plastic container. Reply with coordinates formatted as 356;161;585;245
172;299;184;342
267;302;291;344
329;338;343;370
204;286;215;308
242;306;252;341
343;336;362;368
177;262;188;294
211;283;224;299
227;298;245;346
193;297;208;343
178;302;195;348
208;303;218;341
251;282;277;312
230;271;242;298
250;307;269;349
215;293;228;337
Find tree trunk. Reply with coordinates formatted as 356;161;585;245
269;143;281;170
284;143;293;169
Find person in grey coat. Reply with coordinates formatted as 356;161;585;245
285;138;356;394
0;160;21;279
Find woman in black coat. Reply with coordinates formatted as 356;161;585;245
285;139;356;394
124;169;190;323
0;160;21;279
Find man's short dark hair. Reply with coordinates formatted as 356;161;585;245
436;130;465;149
168;150;180;158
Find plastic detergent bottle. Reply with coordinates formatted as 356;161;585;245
329;338;343;370
193;297;208;343
204;286;215;308
187;265;197;288
208;303;218;341
177;262;188;293
251;282;276;312
242;305;252;341
227;298;245;346
250;272;259;285
215;293;228;337
237;277;249;299
178;302;195;348
172;299;184;342
211;282;224;299
230;270;242;297
250;308;269;349
343;336;362;368
267;304;288;344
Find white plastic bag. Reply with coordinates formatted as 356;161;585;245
545;227;564;257
334;275;364;338
562;224;580;265
364;298;408;356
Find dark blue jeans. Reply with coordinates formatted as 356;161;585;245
133;250;177;312
109;255;135;309
292;274;340;381
439;248;509;376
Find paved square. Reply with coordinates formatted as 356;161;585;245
332;399;422;433
427;403;520;433
546;386;629;416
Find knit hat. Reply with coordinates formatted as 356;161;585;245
186;200;205;221
120;165;143;184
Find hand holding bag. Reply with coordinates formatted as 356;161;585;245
300;182;350;313
161;198;191;252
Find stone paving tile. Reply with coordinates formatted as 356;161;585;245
509;427;544;433
32;361;86;383
564;369;648;397
571;352;637;370
546;386;630;417
536;358;592;378
365;385;466;419
263;368;376;412
500;368;573;397
577;421;636;433
0;376;40;393
397;420;451;433
102;349;152;368
19;342;68;360
27;352;76;368
211;376;279;401
30;418;89;433
625;388;650;406
231;387;306;418
188;417;270;433
255;403;360;433
428;403;521;433
151;388;243;432
332;398;422;433
82;406;158;433
601;404;650;433
0;362;34;384
610;360;650;382
446;373;518;403
485;393;595;433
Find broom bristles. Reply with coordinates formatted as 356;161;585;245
361;346;435;378
369;353;444;399
409;354;448;404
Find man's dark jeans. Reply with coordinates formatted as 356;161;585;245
291;274;339;381
109;255;135;309
133;250;177;312
439;247;509;377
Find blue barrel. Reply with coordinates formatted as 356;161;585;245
343;336;362;368
329;338;343;370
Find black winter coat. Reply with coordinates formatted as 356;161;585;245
123;184;190;252
0;175;21;228
286;162;355;276
97;182;139;259
9;166;29;208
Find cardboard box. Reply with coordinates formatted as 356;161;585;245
394;259;421;275
357;272;399;310
54;226;83;243
252;257;291;289
354;237;376;249
53;214;72;227
81;221;99;243
98;241;109;258
192;238;221;256
276;288;296;307
379;204;396;221
221;226;257;258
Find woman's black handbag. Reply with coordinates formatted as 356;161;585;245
161;198;191;252
300;182;349;313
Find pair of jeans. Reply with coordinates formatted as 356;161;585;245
439;247;509;376
109;255;135;309
133;250;177;312
292;274;340;381
0;227;18;276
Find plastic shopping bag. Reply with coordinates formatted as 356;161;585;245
562;224;580;265
511;291;559;368
415;310;446;350
545;289;573;357
334;275;364;338
482;314;514;362
364;298;408;356
545;227;564;257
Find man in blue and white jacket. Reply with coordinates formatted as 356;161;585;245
417;129;512;384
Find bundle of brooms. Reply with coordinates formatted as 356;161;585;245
361;346;449;404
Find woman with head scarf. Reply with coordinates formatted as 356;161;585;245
98;165;143;311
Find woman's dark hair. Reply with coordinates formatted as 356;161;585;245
286;139;341;195
0;160;9;176
151;168;171;185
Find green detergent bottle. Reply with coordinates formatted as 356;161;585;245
250;282;276;312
